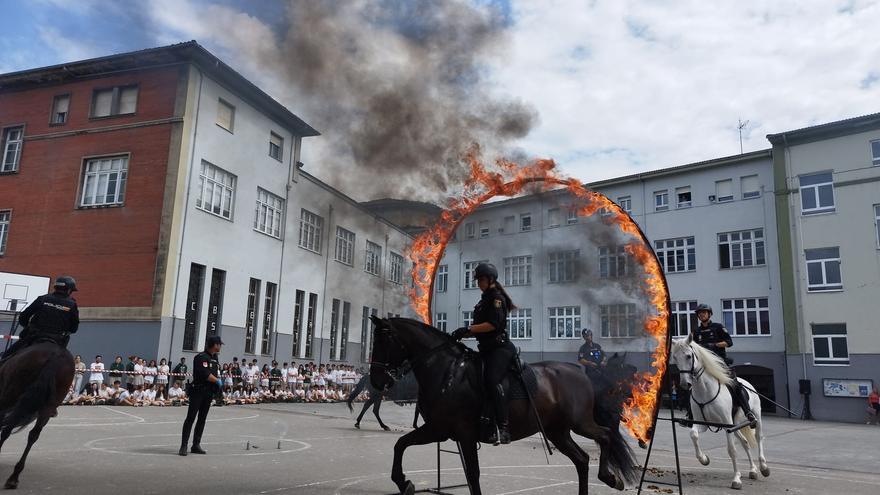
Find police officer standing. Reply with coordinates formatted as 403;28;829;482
1;276;79;363
179;335;224;456
577;329;605;369
451;263;515;445
691;303;756;426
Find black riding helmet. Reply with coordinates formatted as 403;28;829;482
473;263;498;281
205;335;225;349
54;275;77;293
582;328;593;338
695;303;713;316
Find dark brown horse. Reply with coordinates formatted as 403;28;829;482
0;342;74;489
370;317;637;495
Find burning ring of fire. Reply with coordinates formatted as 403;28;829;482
406;151;670;443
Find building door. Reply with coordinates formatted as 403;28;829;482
733;365;776;413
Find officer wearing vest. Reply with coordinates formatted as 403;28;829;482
179;335;224;456
451;262;515;445
577;329;605;368
1;276;79;364
690;303;756;427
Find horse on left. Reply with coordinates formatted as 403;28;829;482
0;342;74;489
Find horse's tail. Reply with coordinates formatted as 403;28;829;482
1;357;63;432
347;375;369;412
606;424;639;484
737;423;758;449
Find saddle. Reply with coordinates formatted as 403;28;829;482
453;348;539;402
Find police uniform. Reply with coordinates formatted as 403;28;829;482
180;345;221;455
472;286;516;434
578;342;605;367
2;289;79;361
692;322;733;363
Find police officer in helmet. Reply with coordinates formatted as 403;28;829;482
691;303;756;427
179;335;224;456
578;329;605;369
451;262;516;445
1;276;79;363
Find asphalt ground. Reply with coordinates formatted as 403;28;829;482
0;402;877;494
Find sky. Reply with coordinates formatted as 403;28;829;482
2;0;879;196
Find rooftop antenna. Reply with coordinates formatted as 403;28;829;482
738;118;749;154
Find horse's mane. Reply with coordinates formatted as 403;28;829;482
687;341;733;386
389;317;453;342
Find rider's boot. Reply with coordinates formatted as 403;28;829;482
497;422;511;445
493;384;510;446
481;416;498;444
736;382;757;428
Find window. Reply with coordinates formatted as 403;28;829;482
715;179;733;202
91;86;138;117
51;94;70;124
548;208;561;227
365;240;382;276
465;222;475;239
269;132;283;161
1;127;23;173
261;282;277;355
435;312;448;333
655;237;696;273
600;304;637;338
671;300;698;337
799;172;835;215
216;98;235;132
463;260;488;289
548;250;578;283
205;268;225;338
503;215;515;234
811;323;849;365
304;293;317;358
340;301;351;361
599;246;627;278
654;190;669;211
293;290;305;357
520;213;532;232
196;161;235;219
566;209;578;225
436;264;448;292
618;196;632;213
0;210;9;255
722;297;770;336
549;306;581;339
298;209;324;253
245;278;261;354
330;299;340;360
361;306;372;362
183;263;206;351
479;220;490;238
503;255;532;286
871;140;880;166
508;308;532;339
462;311;473;328
718;229;765;269
676;186;692;208
875;204;880;248
389;252;404;284
80;156;128;207
741;175;760;199
335;227;355;265
805;247;842;291
254;188;284;238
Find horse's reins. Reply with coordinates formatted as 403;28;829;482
678;350;724;432
370;327;455;389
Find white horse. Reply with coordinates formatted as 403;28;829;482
670;337;770;490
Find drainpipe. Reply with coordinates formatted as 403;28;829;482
167;65;203;360
317;204;333;365
273;135;296;362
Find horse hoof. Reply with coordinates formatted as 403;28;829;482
760;466;771;477
699;455;710;466
4;479;17;490
731;480;742;490
402;480;415;495
354;423;360;429
615;478;625;491
382;425;391;431
749;471;758;480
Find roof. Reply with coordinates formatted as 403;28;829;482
0;41;320;138
766;111;880;146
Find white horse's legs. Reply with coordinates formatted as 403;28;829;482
727;432;743;490
736;431;758;480
754;410;770;477
690;425;710;465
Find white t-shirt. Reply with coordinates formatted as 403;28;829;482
144;366;157;384
329;369;338;383
134;363;144;378
157;364;170;381
116;390;131;403
98;386;112;399
169;387;186;399
132;390;145;401
287;367;298;382
143;389;156;401
89;362;104;382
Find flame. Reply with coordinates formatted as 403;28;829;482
406;148;669;443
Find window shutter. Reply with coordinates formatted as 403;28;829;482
118;87;138;114
92;89;113;117
716;179;733;200
741;175;759;195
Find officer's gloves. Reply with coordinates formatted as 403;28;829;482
450;327;470;341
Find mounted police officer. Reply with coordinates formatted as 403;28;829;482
179;335;224;456
451;262;515;445
578;329;605;369
1;276;79;364
690;303;756;427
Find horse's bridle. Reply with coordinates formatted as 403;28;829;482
677;345;722;426
370;324;454;389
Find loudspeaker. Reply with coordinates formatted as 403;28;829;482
799;379;811;396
